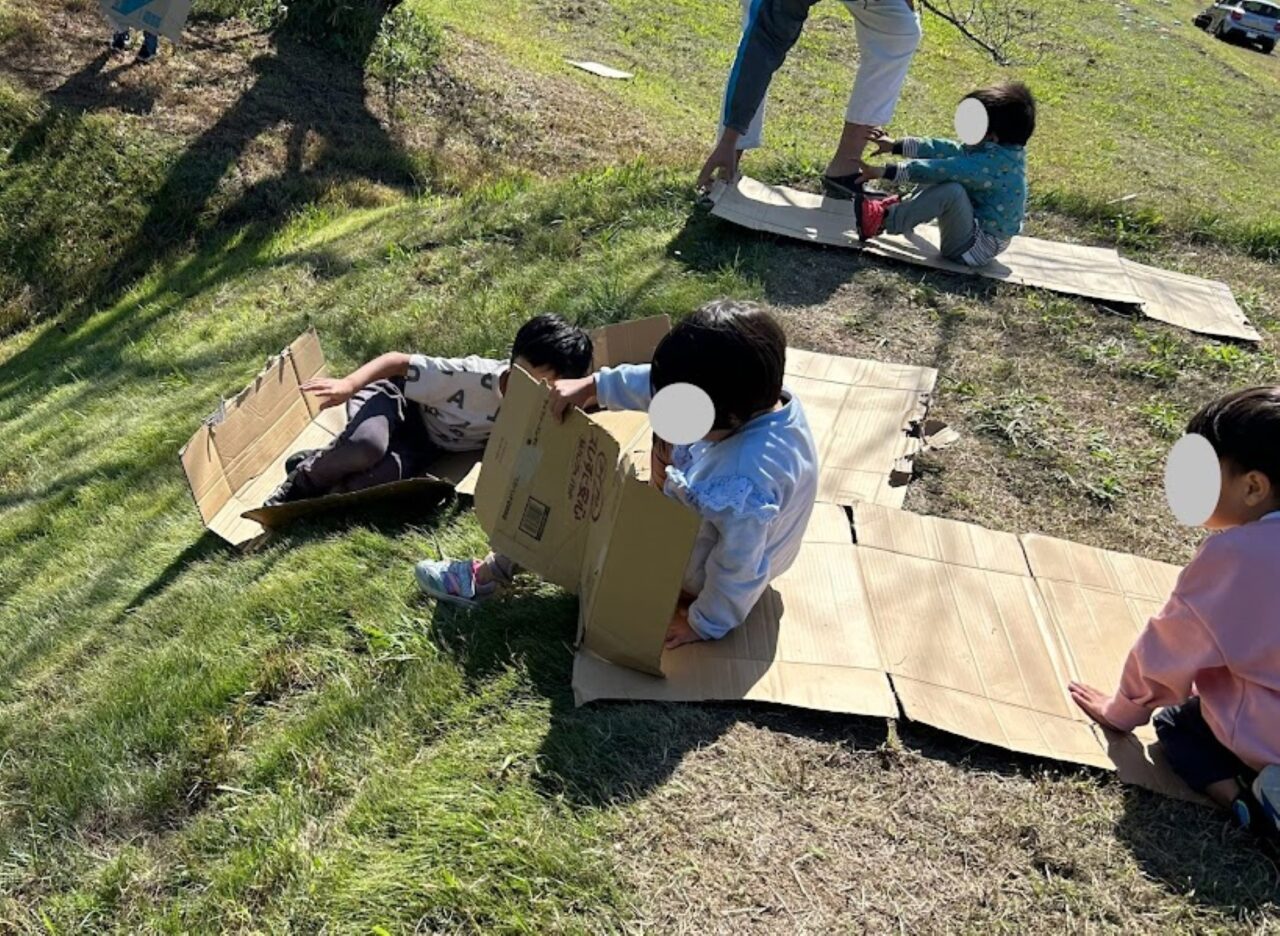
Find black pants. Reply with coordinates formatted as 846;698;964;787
298;379;439;495
1154;697;1255;793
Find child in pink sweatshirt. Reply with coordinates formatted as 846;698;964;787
1070;386;1280;838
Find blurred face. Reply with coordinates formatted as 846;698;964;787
1205;458;1278;530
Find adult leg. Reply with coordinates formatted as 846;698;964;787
884;181;978;258
828;0;922;176
717;0;815;150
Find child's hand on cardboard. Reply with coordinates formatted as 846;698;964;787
301;376;357;410
664;606;704;650
1068;681;1124;733
549;376;598;421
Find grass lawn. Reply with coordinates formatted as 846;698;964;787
1;0;1279;931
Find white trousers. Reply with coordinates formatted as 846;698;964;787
724;0;922;150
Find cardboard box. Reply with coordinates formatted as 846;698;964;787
481;343;941;684
182;318;674;549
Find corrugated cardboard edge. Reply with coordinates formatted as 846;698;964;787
709;177;1254;341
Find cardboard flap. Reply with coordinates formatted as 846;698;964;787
579;477;700;676
1121;259;1260;343
475;367;625;591
855;502;1029;576
179;423;233;526
212;353;313;494
288;329;329;420
589;315;670;369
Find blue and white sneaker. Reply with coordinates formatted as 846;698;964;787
414;558;496;609
1253;766;1280;838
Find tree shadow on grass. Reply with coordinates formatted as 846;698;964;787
426;585;889;808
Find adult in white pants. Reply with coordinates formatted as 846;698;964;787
697;0;922;196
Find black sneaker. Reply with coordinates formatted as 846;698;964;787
262;468;320;508
111;30;129;52
137;35;159;63
285;448;320;474
822;172;864;200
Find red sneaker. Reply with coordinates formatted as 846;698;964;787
855;192;899;243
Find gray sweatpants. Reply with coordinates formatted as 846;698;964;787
884;182;978;261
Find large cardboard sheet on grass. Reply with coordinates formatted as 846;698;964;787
784;348;936;508
710;177;1257;342
1120;259;1260;342
574;497;1198;798
99;0;191;42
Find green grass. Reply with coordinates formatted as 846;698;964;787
3;0;1280;929
420;0;1280;257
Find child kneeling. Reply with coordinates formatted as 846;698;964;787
552;299;819;647
1070;387;1280;839
854;81;1035;268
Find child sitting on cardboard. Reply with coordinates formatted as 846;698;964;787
419;301;820;646
1070;386;1280;839
853;81;1036;267
544;299;819;648
267;314;592;573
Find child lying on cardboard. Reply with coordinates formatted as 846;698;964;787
266;315;593;591
417;300;821;650
853;81;1035;268
1070;386;1280;841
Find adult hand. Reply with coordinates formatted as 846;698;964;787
300;376;356;410
696;132;742;193
549;376;597;421
1068;681;1124;732
664;606;704;650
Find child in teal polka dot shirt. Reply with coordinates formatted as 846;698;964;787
854;82;1036;267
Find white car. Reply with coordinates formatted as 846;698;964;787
1196;0;1279;53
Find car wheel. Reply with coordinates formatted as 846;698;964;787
1263;40;1275;53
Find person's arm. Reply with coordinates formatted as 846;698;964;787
301;352;411;410
1099;597;1225;731
594;364;653;412
685;508;775;641
878;151;994;188
1071;544;1230;732
895;137;965;160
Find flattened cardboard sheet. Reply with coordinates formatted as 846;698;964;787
573;503;899;717
783;348;936;509
574;497;1199;799
1120;259;1260;342
710;177;1258;342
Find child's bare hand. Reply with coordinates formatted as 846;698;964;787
1068;681;1124;732
548;376;597;421
868;130;896;156
301;376;356;410
664;607;704;650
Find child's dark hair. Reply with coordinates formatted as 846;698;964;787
966;81;1036;146
1186;386;1280;491
511;314;593;378
651;299;786;432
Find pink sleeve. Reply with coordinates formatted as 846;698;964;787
1101;555;1227;731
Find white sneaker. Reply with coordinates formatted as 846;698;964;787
414;557;494;609
1253;765;1280;835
